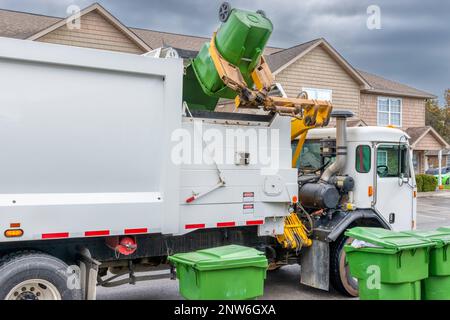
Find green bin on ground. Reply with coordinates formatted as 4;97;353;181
345;227;434;300
404;228;450;300
168;245;268;300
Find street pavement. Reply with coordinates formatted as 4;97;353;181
97;194;450;300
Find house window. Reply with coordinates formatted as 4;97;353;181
377;97;402;126
302;88;332;101
377;150;388;166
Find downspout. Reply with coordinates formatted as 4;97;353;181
321;110;354;182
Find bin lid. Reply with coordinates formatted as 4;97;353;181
404;230;450;248
345;227;434;251
168;245;268;271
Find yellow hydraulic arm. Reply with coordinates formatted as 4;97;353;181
209;33;332;129
291;103;332;167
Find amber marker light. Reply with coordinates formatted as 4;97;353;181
368;186;373;197
5;229;24;238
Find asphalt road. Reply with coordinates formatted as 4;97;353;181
416;194;450;230
97;195;450;300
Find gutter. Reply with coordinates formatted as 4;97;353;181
361;88;437;100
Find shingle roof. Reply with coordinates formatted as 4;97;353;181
0;8;282;54
265;39;321;71
0;7;436;100
358;69;436;99
132;27;282;54
0;9;61;39
406;126;449;148
405;126;430;145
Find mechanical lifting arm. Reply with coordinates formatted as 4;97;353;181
183;3;334;250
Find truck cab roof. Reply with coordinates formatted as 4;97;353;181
305;126;410;144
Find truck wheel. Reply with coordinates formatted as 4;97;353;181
0;251;81;300
330;236;358;297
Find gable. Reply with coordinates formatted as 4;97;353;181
35;10;145;54
414;131;447;151
275;45;361;115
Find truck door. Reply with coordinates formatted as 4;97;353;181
374;143;414;231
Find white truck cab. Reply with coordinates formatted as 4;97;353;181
299;126;417;231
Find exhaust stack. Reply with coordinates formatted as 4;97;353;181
321;110;354;182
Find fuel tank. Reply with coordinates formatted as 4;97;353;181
299;183;340;209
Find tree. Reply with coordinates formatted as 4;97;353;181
446;89;450;107
425;92;450;144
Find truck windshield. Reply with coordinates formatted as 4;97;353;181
292;139;335;172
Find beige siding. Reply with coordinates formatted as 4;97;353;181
360;93;426;128
275;45;361;116
415;132;444;151
37;11;144;54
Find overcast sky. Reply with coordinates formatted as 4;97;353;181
1;0;448;103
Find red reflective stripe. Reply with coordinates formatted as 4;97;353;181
246;220;264;226
85;230;110;237
217;222;236;227
42;232;69;239
124;228;148;235
185;224;205;229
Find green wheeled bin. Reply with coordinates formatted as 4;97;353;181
404;229;450;300
344;227;434;300
168;245;268;300
183;5;273;111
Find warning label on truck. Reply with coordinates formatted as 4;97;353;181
243;192;254;203
243;203;254;214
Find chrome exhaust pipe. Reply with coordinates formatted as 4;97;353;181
321;110;354;182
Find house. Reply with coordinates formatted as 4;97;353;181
425;149;450;171
0;3;448;173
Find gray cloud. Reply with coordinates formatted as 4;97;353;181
0;0;448;102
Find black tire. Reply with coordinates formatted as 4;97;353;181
330;235;359;297
0;251;82;300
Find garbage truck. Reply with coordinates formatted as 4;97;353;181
0;3;416;299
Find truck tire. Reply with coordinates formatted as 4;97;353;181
0;251;82;300
330;235;358;297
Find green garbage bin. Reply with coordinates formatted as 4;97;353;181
345;227;434;300
183;8;273;111
358;280;421;300
168;245;268;300
404;229;450;300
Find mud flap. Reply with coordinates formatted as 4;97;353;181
78;248;101;300
300;240;330;291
